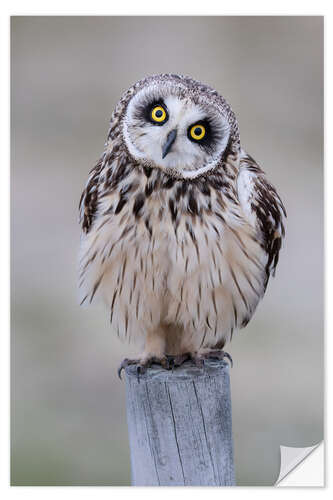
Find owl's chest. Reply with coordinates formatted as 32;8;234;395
122;204;265;322
127;187;255;279
92;179;266;312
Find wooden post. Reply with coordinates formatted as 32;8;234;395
124;359;235;486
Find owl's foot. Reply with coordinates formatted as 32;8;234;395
118;355;170;379
118;358;139;379
168;352;204;368
118;350;233;378
167;350;233;369
197;349;233;368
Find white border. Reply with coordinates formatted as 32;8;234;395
1;2;10;497
0;1;331;15
2;2;331;498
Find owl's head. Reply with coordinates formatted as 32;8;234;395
119;74;240;179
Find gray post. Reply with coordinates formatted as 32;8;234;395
124;359;235;486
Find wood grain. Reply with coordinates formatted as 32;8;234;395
125;359;235;486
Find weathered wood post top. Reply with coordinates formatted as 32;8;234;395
124;359;235;486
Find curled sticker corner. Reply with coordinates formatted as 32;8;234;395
276;442;324;486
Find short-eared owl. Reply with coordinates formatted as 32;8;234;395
79;74;286;374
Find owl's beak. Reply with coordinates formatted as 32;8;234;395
162;129;177;159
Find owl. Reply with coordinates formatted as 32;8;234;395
79;74;286;376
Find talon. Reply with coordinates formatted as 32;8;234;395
118;358;128;380
137;364;147;376
167;355;175;369
223;351;233;368
160;356;171;370
136;365;141;383
172;353;191;367
117;358;139;380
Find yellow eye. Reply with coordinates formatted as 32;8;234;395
151;105;167;123
190;124;206;140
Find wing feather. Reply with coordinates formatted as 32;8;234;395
79;156;104;233
237;151;286;284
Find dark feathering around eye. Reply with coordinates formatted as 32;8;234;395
146;101;168;125
187;120;212;146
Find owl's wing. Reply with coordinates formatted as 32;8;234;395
79;156;104;233
78;149;136;306
237;151;286;282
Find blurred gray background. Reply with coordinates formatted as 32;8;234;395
11;16;323;486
